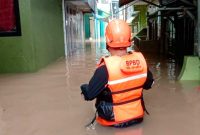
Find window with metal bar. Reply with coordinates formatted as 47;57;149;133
0;0;21;36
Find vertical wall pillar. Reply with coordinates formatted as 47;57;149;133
198;0;200;56
84;13;92;39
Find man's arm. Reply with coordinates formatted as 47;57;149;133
143;69;154;90
80;65;108;100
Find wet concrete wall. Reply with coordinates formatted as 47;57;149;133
0;0;64;73
64;3;84;56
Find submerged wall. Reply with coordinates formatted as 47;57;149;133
0;0;64;73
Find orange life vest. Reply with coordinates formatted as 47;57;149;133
96;51;147;126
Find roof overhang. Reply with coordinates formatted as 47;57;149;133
67;0;95;13
119;0;160;7
119;0;196;8
119;0;136;7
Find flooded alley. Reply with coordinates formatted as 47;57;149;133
0;0;200;135
0;42;199;135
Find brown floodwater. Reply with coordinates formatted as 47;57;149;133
0;41;199;135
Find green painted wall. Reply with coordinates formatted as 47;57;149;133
30;0;64;70
84;13;92;39
134;5;147;31
0;0;64;73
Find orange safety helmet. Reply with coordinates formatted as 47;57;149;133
105;19;131;48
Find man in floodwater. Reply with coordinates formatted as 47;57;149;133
81;19;154;128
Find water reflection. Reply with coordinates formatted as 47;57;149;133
114;127;143;135
85;123;143;135
167;57;176;81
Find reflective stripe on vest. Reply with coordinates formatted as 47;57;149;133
108;73;147;85
96;51;147;126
